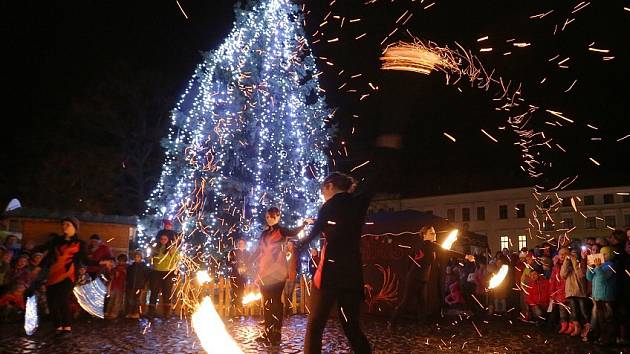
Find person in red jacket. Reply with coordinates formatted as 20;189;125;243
105;254;128;319
86;234;113;279
549;248;569;333
524;268;551;323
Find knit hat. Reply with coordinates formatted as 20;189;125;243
62;216;80;232
163;219;173;228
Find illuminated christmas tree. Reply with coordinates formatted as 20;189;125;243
137;0;331;269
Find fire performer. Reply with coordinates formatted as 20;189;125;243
388;226;463;328
253;207;313;345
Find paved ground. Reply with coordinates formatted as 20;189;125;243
1;313;628;353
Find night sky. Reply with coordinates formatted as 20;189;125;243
3;0;628;215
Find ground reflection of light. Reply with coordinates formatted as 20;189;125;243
192;296;243;354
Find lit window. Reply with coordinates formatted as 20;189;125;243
518;235;527;250
500;236;509;250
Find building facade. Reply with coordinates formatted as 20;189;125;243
369;186;630;253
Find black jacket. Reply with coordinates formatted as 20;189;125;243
126;261;149;290
300;148;398;297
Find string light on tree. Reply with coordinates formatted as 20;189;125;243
138;0;332;273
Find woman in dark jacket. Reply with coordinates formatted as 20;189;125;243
253;207;312;345
41;217;87;335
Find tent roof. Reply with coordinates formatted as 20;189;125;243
2;208;137;226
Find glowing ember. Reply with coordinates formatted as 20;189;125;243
441;229;459;250
488;264;510;289
192;296;243;354
380;41;459;75
242;291;262;305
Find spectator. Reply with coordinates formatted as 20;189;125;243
86;234;113;279
595;237;608;248
76;265;91;286
105;254;127;319
0;249;13;288
470;256;489;314
541;257;553;279
125;251;149;319
20;240;36;258
445;279;465;306
519;252;535;319
524;269;550;323
148;233;179;319
7;254;31;289
584;246;617;345
3;235;21;256
561;247;589;337
489;258;509;315
29;252;43;270
617;240;630;345
550;248;569;334
0;283;26;322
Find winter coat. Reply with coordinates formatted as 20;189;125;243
110;264;127;292
286;249;299;282
42;235;88;286
560;256;587;298
585;260;617;301
549;263;566;303
255;224;305;286
525;277;550;306
86;243;113;274
151;245;179;272
227;249;250;278
126;262;149;290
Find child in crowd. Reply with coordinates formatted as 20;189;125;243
444;280;465;306
7;254;32;288
489;259;509;314
105;254;127;319
524;269;550;323
0;283;26;322
76;265;91;286
125;251;149;319
584;246;616;345
549;248;569;334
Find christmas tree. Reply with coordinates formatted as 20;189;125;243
137;0;332;270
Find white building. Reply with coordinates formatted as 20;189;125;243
369;186;630;253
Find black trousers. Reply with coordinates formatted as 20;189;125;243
125;288;143;314
230;275;246;311
149;270;173;306
304;286;371;354
261;281;285;335
390;275;428;324
47;278;74;328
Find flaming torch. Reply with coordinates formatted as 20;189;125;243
196;270;212;285
488;264;509;289
441;229;459;250
192;296;243;354
242;291;262;305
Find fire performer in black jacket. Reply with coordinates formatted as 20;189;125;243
298;135;402;354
